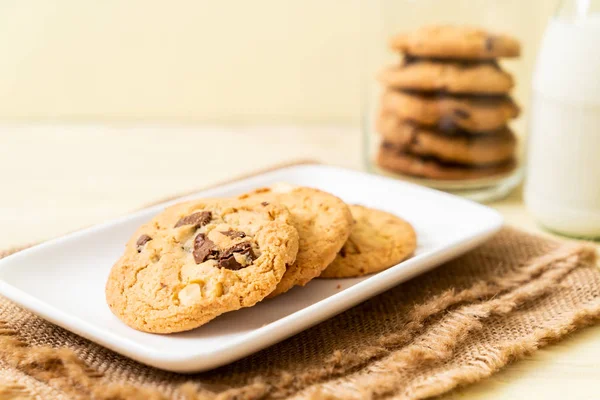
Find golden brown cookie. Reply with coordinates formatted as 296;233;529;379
238;184;353;296
377;115;517;165
390;25;521;60
377;144;516;181
381;90;520;133
379;59;514;95
105;199;299;333
320;205;416;278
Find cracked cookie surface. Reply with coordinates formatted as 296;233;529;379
105;199;299;333
238;185;353;296
320;205;417;278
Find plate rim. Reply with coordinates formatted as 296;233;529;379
0;163;504;372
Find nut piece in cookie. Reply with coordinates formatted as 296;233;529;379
321;205;417;278
238;184;354;296
105;199;299;334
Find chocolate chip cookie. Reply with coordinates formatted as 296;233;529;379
238;184;353;296
320;205;416;278
390;25;521;60
379;58;514;95
378;114;517;165
105;199;299;333
377;144;516;181
381;90;520;133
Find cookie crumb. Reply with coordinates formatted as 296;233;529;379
336;284;342;289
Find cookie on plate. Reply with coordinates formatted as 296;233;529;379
379;59;514;95
378;114;517;165
377;144;516;181
105;199;299;333
390;25;521;60
238;184;353;296
381;90;520;133
320;205;416;278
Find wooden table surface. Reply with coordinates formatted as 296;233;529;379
1;124;598;399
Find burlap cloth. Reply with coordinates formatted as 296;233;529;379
1;165;599;399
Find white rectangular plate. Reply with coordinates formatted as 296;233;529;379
0;164;502;373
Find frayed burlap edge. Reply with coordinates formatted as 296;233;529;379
293;245;599;399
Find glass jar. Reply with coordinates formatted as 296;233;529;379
362;0;550;202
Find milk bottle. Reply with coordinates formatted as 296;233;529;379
525;2;600;238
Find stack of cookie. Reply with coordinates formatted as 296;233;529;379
376;25;521;181
106;184;417;334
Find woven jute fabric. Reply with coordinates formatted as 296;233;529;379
0;167;599;399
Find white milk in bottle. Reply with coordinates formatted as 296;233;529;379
525;11;600;237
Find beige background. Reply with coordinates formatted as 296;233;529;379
0;0;557;124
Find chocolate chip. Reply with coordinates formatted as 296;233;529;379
380;141;404;156
453;109;471;119
261;201;269;206
218;256;244;270
485;36;495;52
382;141;396;150
220;230;247;239
174;211;212;229
438;116;459;132
193;233;218;264
136;234;152;252
218;242;256;270
221;242;255;259
403;54;418;65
